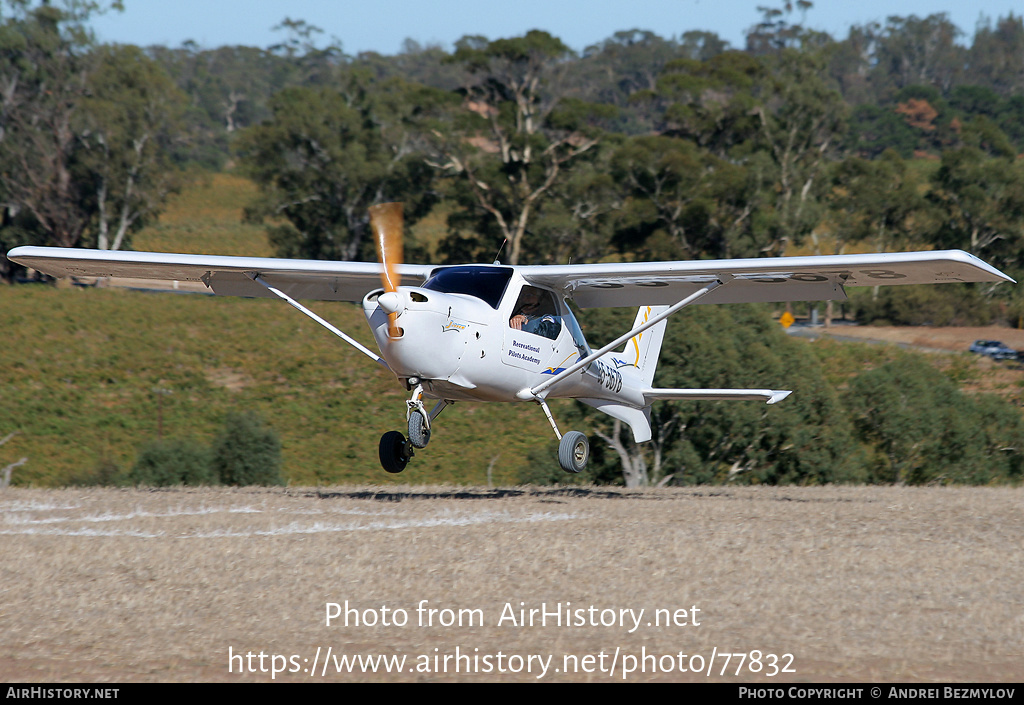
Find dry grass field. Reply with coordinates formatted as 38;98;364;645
1;484;1021;683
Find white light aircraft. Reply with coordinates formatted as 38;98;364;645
7;203;1014;474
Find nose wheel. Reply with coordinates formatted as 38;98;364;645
408;411;430;448
379;387;451;473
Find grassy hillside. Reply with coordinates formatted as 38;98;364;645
133;172;274;256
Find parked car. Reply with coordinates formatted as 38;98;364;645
969;340;1018;360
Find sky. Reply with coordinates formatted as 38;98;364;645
88;0;1022;56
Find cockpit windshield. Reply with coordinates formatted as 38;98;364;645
422;266;513;309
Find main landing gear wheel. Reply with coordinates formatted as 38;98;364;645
379;431;413;473
558;431;590;474
408;411;430;449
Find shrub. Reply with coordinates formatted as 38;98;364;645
129;439;216;486
211;412;284;486
66;458;128;487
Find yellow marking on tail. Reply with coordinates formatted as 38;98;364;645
629;306;653;367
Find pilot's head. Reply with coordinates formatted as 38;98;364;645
519;289;541;312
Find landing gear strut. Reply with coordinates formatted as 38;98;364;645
407;383;431;449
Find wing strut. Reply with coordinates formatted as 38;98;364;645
248;273;389;369
526;277;726;399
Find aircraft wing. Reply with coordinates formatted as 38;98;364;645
518;250;1014;308
5;247;436;302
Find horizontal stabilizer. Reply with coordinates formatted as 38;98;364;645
644;388;792;405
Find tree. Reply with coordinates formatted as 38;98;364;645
826;150;926;253
77;44;187;250
429;31;604;265
569;29;690;133
844;356;1024;484
844;104;918;158
966;14;1024;96
751;48;846;256
130;439;214;486
0;1;95;253
609;135;727;260
871;14;964;93
745;0;818;55
927;146;1024;269
237;70;449;261
653;50;766;156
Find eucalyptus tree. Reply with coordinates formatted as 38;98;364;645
0;0;106;254
927;146;1024;270
428;31;606;265
237;70;451;261
77;44;187;250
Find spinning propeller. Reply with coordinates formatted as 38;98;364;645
369;202;404;337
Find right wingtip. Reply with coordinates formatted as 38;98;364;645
767;390;792;404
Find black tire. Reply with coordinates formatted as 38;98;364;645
379;431;411;473
558;431;589;474
408;412;430;449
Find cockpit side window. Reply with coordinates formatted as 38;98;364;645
509;285;561;341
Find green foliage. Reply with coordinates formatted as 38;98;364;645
67;457;127;487
652;305;867;485
655;51;766;154
236;72;450;261
129;439;215;487
609;135;728;260
434;30;607;265
927;147;1024;270
843;356;1024;484
848;285;1000;327
845;105;918;158
210;412;283;486
78;43;188;250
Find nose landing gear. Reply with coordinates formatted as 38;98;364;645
378;384;451;473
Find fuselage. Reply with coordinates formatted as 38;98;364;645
361;265;647;408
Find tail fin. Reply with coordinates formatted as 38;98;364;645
620;305;670;386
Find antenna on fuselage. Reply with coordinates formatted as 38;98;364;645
492;238;507;265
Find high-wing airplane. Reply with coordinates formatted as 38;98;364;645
7;203;1014;475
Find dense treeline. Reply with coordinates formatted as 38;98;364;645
4;3;1024;306
3;1;1024;486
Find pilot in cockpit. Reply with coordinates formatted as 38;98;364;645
509;286;561;340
